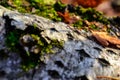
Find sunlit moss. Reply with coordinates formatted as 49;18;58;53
89;24;99;30
21;35;64;71
31;34;64;55
14;0;22;6
72;20;84;29
1;0;109;24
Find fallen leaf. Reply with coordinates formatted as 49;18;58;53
92;31;109;46
57;11;80;24
92;31;120;48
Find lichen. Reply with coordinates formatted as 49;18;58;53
5;24;64;71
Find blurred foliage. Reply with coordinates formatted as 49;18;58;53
54;1;67;12
72;20;84;28
75;7;110;24
0;0;110;25
0;0;61;21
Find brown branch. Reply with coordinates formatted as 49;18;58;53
97;76;120;80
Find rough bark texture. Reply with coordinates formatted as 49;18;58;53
0;5;120;80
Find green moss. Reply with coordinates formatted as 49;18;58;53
0;0;109;24
21;33;64;71
72;20;84;28
75;7;110;24
14;0;22;6
31;34;44;46
0;0;63;21
31;34;64;55
41;39;64;54
5;29;22;51
5;24;64;71
21;36;64;71
53;1;67;12
90;24;99;30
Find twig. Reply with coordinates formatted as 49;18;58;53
97;76;120;80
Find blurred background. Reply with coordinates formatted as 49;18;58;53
0;0;120;17
96;0;120;17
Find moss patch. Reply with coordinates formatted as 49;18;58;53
5;29;22;51
75;7;110;24
1;0;110;29
5;24;64;71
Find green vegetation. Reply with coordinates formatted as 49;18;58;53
75;7;110;24
54;1;67;12
0;0;110;26
5;29;22;52
73;20;84;28
30;34;63;55
5;25;64;71
0;0;62;21
90;24;99;30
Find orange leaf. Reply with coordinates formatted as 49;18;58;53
57;11;71;23
92;31;109;46
92;31;120;48
57;11;80;24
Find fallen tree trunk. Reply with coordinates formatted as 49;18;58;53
0;5;120;80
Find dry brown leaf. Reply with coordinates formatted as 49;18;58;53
57;11;80;24
57;11;71;23
92;31;120;48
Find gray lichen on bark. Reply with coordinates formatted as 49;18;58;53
0;5;120;80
